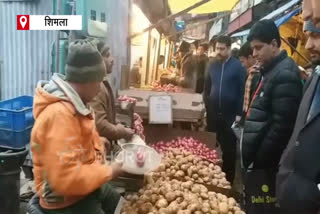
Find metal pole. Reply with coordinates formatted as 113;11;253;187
128;0;132;67
129;0;210;39
145;30;152;85
280;36;311;64
155;34;162;81
69;0;76;42
55;0;61;73
0;60;2;99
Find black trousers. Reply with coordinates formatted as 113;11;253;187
208;117;237;184
26;184;121;214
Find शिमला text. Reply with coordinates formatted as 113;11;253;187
45;16;68;27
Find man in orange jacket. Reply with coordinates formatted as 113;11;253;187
30;39;123;214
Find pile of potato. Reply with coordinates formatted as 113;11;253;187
121;148;245;214
151;149;231;190
121;178;244;214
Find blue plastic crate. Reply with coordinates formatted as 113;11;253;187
0;96;34;149
0;96;34;131
0;128;32;150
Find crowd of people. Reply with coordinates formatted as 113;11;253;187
203;1;320;213
27;0;320;213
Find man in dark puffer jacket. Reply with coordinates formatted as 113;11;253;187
277;21;320;214
242;20;303;169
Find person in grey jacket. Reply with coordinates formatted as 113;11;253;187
277;21;320;214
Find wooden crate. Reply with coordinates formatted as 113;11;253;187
109;173;144;192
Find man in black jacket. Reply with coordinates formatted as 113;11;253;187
277;21;320;214
243;20;303;170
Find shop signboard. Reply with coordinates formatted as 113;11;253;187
230;1;241;22
230;0;253;22
183;23;207;40
240;0;250;14
228;8;253;34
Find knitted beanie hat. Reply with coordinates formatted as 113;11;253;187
65;39;106;83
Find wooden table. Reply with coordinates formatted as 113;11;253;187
118;89;205;123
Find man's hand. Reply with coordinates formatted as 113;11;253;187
124;127;135;140
117;124;134;141
232;116;241;128
110;161;124;179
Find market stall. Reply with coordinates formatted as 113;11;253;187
107;110;247;213
128;1;222;93
130;3;160;87
111;124;246;214
130;3;178;89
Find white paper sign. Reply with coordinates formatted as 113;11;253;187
149;95;173;124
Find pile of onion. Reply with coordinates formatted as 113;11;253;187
118;95;137;104
151;137;220;164
152;82;182;93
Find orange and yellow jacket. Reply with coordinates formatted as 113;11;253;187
31;74;113;209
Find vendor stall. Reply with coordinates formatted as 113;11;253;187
130;3;165;89
111;124;246;214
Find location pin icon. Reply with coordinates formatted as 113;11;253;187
20;16;27;29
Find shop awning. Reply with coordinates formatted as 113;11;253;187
231;0;301;37
168;0;239;14
275;7;301;26
262;0;300;20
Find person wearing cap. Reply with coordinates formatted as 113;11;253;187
89;41;134;152
277;21;320;214
29;39;123;213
